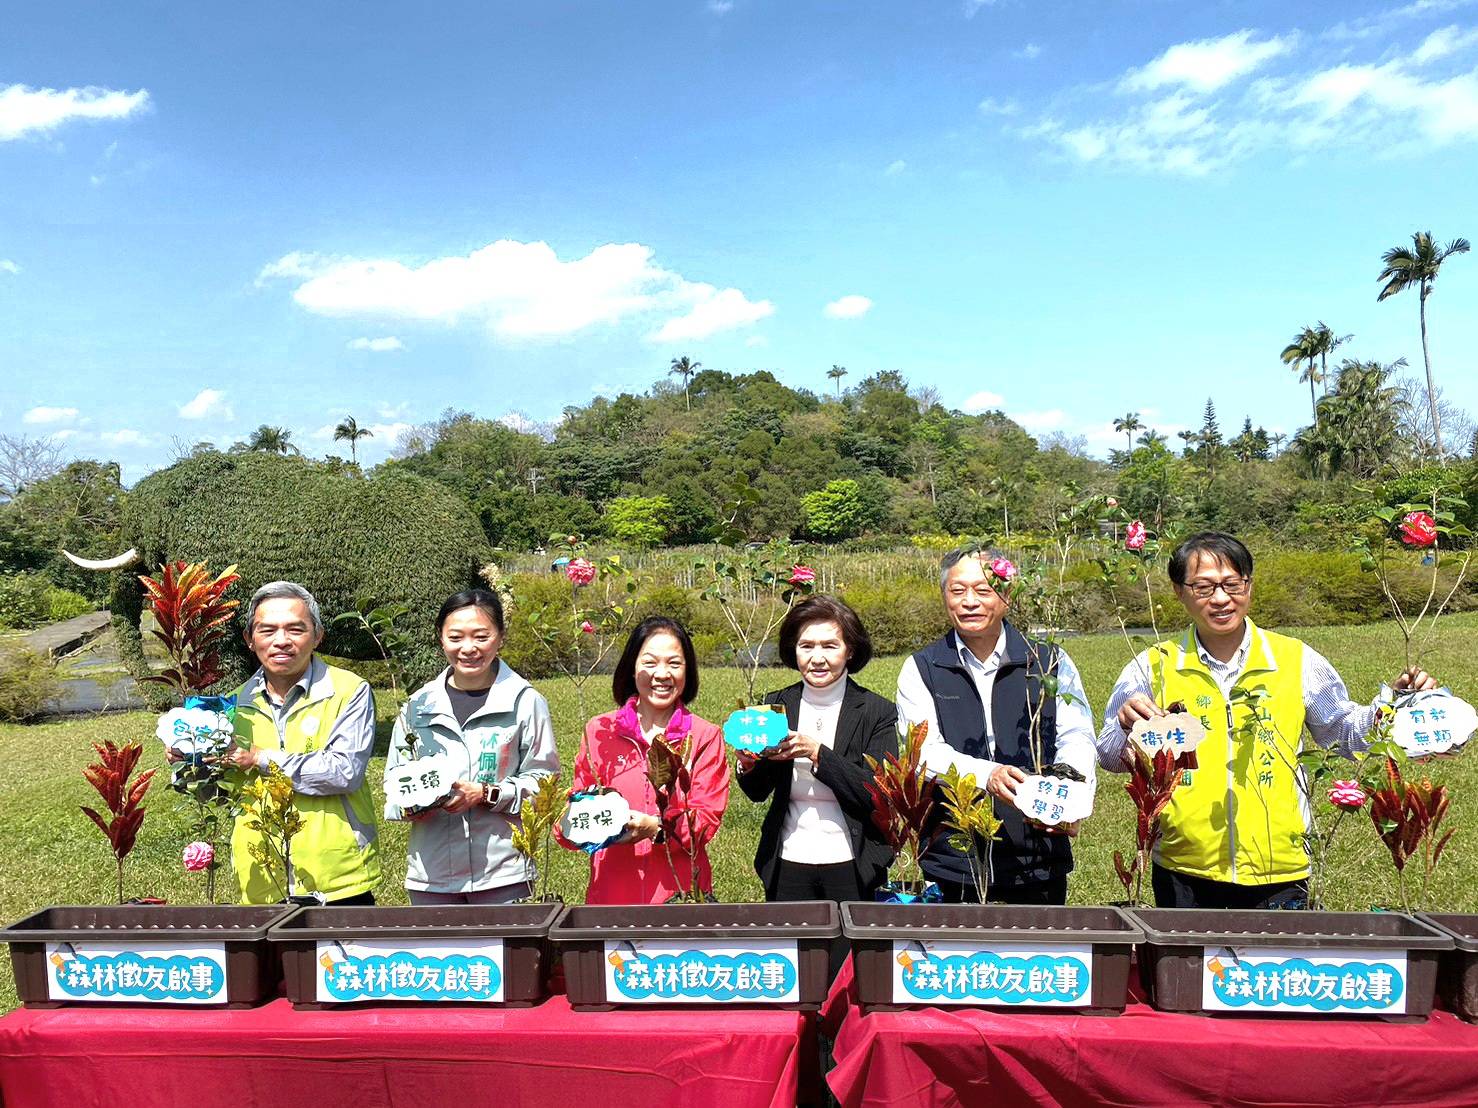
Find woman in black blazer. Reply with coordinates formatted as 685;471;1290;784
737;596;898;934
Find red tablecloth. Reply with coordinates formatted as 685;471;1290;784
0;994;814;1108
823;959;1478;1108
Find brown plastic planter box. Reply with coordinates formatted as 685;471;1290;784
551;900;839;1011
5;905;297;1009
842;903;1143;1014
1128;908;1451;1020
268;903;561;1010
1416;913;1478;1022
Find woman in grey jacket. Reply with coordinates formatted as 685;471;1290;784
384;589;560;904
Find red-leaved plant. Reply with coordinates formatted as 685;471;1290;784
865;721;937;894
1113;746;1189;907
139;561;241;696
81;740;157;904
1368;755;1455;912
645;734;707;902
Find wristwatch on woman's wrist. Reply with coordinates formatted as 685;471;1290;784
482;784;500;808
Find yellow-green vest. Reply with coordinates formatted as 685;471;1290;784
230;662;381;903
1151;621;1309;885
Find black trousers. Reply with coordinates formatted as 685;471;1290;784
326;891;377;907
933;873;1068;906
772;859;873;978
1152;863;1308;909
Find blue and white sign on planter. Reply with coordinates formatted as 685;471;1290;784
315;938;505;1003
1202;946;1407;1014
47;941;229;1004
891;939;1093;1006
604;939;800;1004
722;707;789;755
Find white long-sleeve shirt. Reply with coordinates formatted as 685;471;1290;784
895;630;1098;789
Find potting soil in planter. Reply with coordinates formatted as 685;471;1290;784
4;905;298;1009
1416;913;1478;1023
842;902;1143;1014
551;900;839;1010
1127;908;1453;1019
267;903;561;1010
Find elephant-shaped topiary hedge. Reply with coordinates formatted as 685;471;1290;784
109;452;490;700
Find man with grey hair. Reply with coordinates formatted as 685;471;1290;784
220;580;382;904
895;546;1097;904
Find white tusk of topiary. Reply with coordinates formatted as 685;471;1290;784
62;547;141;571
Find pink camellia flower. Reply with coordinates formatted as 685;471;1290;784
579;620;596;634
1125;520;1148;551
1327;780;1368;811
989;557;1017;583
182;842;215;872
789;565;816;586
1399;511;1438;548
1106;497;1118;508
565;557;597;586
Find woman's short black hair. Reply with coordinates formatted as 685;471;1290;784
612;616;700;706
434;588;506;635
1168;532;1254;585
777;595;873;673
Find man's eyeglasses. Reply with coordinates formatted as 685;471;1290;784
1183;578;1250;600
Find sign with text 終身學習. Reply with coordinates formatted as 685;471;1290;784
891;940;1093;1006
603;939;800;1004
1011;774;1094;827
1201;946;1407;1014
315;938;505;1003
46;941;229;1004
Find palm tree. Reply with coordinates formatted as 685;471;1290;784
334;416;374;464
1137;429;1167;449
247;425;298;454
1312;322;1352;395
1280;326;1324;425
827;364;849;398
1378;231;1470;458
669;356;701;412
1112;412;1144;456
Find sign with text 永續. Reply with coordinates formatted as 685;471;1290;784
1201;946;1407;1014
46;940;229;1004
315;938;505;1003
603;939;800;1004
891;939;1093;1006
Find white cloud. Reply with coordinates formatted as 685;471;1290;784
884;159;907;176
963;0;997;16
0;259;18;276
260;239;772;345
1411;24;1478;62
980;97;1022;117
498;411;545;435
23;405;78;425
311;420;412;453
1014;43;1043;61
347;336;405;352
707;0;734;12
1010;409;1069;433
963;390;1005;414
178;388;234;421
1121;30;1296;94
51;428;79;441
823;295;873;319
99;429;150;447
0;83;149;142
377;401;412;420
744;335;769;348
1326;0;1478;42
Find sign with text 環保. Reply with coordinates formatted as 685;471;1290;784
603;939;800;1004
46;941;229;1004
891;939;1093;1006
1201;946;1407;1014
315;938;505;1003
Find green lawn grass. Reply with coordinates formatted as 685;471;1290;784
4;613;1477;1012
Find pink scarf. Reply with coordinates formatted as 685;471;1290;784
614;696;694;751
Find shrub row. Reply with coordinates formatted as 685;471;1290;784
0;574;96;630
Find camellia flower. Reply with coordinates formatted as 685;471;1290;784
1125;520;1148;551
789;565;816;586
182;841;215;872
1106;497;1118;508
1399;511;1438;548
579;620;596;634
988;557;1017;583
565;557;597;586
1327;780;1368;811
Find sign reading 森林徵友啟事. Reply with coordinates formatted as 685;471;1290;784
315;938;506;1003
1201;946;1407;1014
603;939;800;1004
891;939;1093;1006
47;941;229;1004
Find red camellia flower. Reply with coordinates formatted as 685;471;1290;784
1399;511;1438;548
565;557;597;586
1327;780;1368;811
1106;497;1118;508
789;565;816;586
1125;520;1148;551
579;620;596;634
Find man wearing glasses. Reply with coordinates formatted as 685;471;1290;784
1097;532;1435;909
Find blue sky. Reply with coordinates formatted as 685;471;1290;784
3;0;1477;480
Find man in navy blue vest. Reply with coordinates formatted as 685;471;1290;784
896;546;1098;904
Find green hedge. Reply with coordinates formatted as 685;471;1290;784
0;575;95;630
0;648;60;721
110;452;490;698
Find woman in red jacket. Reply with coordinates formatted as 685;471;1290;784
557;617;729;904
